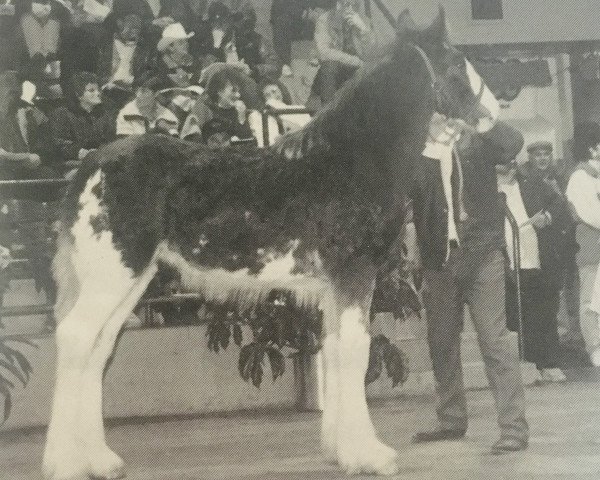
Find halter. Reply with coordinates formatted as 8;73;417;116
411;44;486;121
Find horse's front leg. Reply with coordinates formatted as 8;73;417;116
336;303;398;475
320;291;339;462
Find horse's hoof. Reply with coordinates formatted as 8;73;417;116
339;441;399;476
88;448;126;480
42;446;89;480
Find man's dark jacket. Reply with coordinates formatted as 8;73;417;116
411;121;524;272
513;169;571;288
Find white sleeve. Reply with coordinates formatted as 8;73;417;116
566;170;600;229
115;111;136;136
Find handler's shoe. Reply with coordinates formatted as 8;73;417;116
539;368;566;383
591;347;600;367
491;436;528;455
412;428;466;443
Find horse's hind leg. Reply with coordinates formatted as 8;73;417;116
43;285;123;480
81;262;157;480
43;231;156;480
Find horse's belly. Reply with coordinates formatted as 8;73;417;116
156;240;329;309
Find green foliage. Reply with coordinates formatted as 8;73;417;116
205;290;322;388
0;335;37;424
365;334;409;388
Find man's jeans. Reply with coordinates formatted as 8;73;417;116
423;249;528;440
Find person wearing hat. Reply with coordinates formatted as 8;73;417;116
499;141;570;383
153;22;200;89
566;122;600;366
523;140;583;347
115;74;179;136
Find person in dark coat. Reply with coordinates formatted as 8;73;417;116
190;1;234;65
108;0;196;50
231;4;278;81
97;13;152;89
49;71;116;170
498;140;570;382
410;119;529;454
0;80;62;200
152;22;200;88
521;140;583;346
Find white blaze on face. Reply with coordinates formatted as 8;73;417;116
465;59;499;133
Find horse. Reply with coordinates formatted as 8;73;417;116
42;8;499;479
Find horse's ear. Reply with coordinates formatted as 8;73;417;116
396;9;417;36
427;5;448;43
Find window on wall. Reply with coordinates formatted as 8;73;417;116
471;0;503;20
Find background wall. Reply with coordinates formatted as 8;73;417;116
370;1;600;46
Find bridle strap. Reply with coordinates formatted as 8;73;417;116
412;43;487;119
412;44;438;91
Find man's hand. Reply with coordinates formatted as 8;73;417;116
528;210;551;229
344;11;369;33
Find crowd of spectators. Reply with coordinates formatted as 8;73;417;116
0;0;369;180
2;0;600;381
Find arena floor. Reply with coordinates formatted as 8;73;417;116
3;372;600;480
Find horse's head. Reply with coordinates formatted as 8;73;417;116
396;7;499;133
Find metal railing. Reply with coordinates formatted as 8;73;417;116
260;106;314;148
505;203;525;360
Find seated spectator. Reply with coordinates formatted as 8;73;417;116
16;1;63;99
311;0;374;105
49;72;116;172
115;74;179;136
153;22;200;88
231;4;278;81
192;2;246;71
203;68;253;138
0;80;62;199
498;145;569;383
248;79;311;147
97;14;151;90
181;66;255;142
